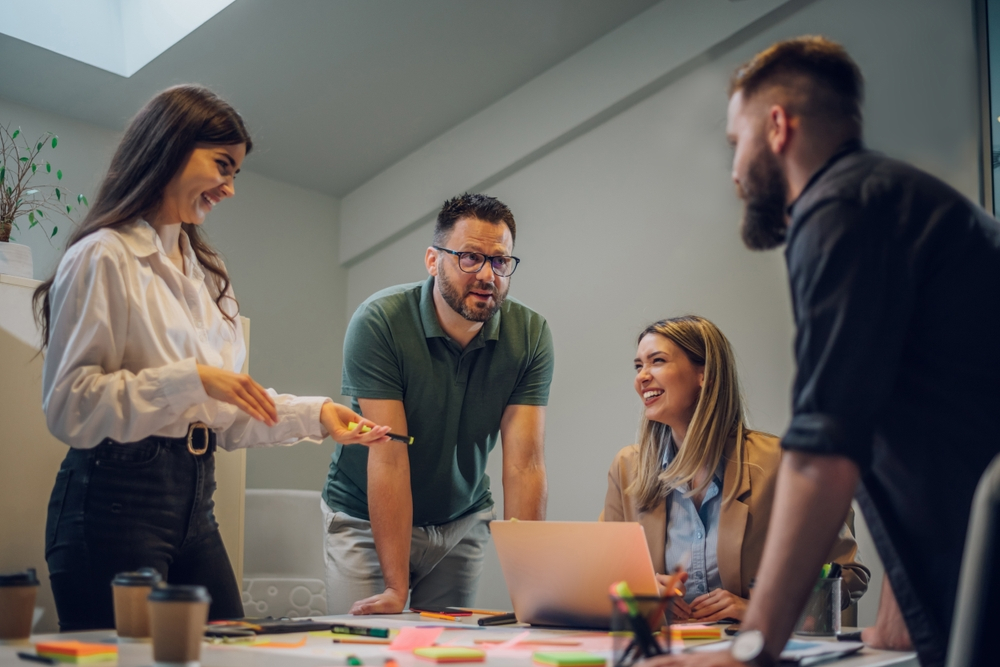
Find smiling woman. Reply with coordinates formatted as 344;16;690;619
28;84;392;632
600;315;870;622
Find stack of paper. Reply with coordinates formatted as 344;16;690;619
35;641;118;664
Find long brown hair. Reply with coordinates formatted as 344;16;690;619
626;316;749;511
33;84;252;346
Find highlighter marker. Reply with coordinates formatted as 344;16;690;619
420;611;459;621
347;422;413;445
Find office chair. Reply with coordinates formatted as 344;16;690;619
945;452;1000;667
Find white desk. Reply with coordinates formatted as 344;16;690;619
0;614;919;666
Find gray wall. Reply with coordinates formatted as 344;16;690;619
0;95;351;492
342;0;980;623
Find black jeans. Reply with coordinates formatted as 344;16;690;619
45;431;243;631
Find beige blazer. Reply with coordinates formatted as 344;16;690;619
600;431;870;605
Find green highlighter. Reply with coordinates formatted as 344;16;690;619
532;651;606;666
347;422;414;445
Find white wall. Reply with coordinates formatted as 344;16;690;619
343;0;980;624
0;95;351;492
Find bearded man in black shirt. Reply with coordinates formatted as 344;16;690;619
644;36;1000;667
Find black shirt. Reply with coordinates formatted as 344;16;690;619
781;141;1000;667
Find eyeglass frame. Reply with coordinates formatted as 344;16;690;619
432;246;521;277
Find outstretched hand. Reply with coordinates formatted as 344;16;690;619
321;402;392;445
197;364;278;426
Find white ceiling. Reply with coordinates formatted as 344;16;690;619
0;0;660;197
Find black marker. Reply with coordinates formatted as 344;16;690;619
17;653;56;665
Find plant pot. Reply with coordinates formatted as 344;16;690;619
0;242;33;279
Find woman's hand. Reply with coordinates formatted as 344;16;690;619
197;364;278;426
320;402;392;445
688;588;748;622
656;572;692;619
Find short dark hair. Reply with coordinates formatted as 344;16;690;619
434;193;516;247
730;36;864;134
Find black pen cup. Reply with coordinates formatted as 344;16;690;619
795;576;842;636
610;594;672;667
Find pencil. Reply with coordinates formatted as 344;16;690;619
420;611;459;621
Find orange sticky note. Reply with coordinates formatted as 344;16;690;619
389;626;444;651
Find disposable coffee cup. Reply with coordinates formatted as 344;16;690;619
112;568;163;642
0;569;40;644
795;576;842;636
148;585;211;667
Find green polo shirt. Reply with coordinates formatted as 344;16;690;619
322;276;555;526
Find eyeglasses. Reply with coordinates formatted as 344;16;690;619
433;246;520;277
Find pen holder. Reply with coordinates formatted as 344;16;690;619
610;594;672;667
795;576;841;636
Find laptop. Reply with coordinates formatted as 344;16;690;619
491;520;659;628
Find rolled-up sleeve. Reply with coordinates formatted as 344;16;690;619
781;198;914;469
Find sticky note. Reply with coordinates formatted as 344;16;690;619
35;641;118;664
670;624;722;641
532;651;606;666
389;626;444;650
414;647;486;663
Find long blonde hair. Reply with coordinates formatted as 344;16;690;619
626;316;748;511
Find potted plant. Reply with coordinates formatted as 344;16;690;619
0;121;88;279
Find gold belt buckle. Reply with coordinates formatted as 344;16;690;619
187;422;211;455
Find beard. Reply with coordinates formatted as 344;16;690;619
437;268;508;322
738;141;789;251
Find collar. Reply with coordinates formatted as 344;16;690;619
418;276;502;343
786;138;864;217
117;219;204;281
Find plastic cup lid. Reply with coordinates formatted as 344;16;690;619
148;585;211;603
112;568;163;587
0;568;39;587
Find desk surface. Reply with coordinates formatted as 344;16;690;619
0;614;919;666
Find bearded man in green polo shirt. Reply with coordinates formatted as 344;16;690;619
321;193;555;614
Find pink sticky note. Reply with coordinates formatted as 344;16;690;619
390;626;444;651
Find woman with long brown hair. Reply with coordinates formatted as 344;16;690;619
34;85;390;630
601;316;868;621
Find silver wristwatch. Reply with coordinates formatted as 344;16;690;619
731;630;775;667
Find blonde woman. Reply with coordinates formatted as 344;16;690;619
600;316;868;621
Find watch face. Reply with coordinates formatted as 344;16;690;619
732;630;765;662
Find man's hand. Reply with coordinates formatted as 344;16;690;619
638;649;741;667
350;587;407;615
690;589;748;622
861;576;913;651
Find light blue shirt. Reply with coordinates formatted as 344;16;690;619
662;434;725;604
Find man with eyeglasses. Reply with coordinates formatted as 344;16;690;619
321;193;554;614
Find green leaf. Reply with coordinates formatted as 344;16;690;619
52;226;58;237
36;209;43;217
6;187;12;195
51;136;58;149
56;188;61;201
19;156;28;162
12;128;19;139
0;166;5;182
36;141;43;151
77;194;84;204
46;162;51;173
31;163;37;174
28;211;36;227
83;195;89;206
57;170;62;180
66;205;72;214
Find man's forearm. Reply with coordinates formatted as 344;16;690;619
502;463;547;520
368;448;413;593
742;451;859;659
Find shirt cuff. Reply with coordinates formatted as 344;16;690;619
157;357;209;412
272;394;329;445
781;413;873;469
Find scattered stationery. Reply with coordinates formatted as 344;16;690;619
251;636;308;649
347;655;364;666
332;636;392;645
414;647;486;663
389;626;444;651
420;611;460;622
454;608;508;616
331;623;391;638
34;641;117;664
609;581;664;660
476;638;582;647
16;653;56;665
532;651;606;666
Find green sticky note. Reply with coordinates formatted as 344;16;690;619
532;651;606;667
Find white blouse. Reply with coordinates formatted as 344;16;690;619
42;219;330;450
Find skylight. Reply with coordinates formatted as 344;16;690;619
0;0;235;77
